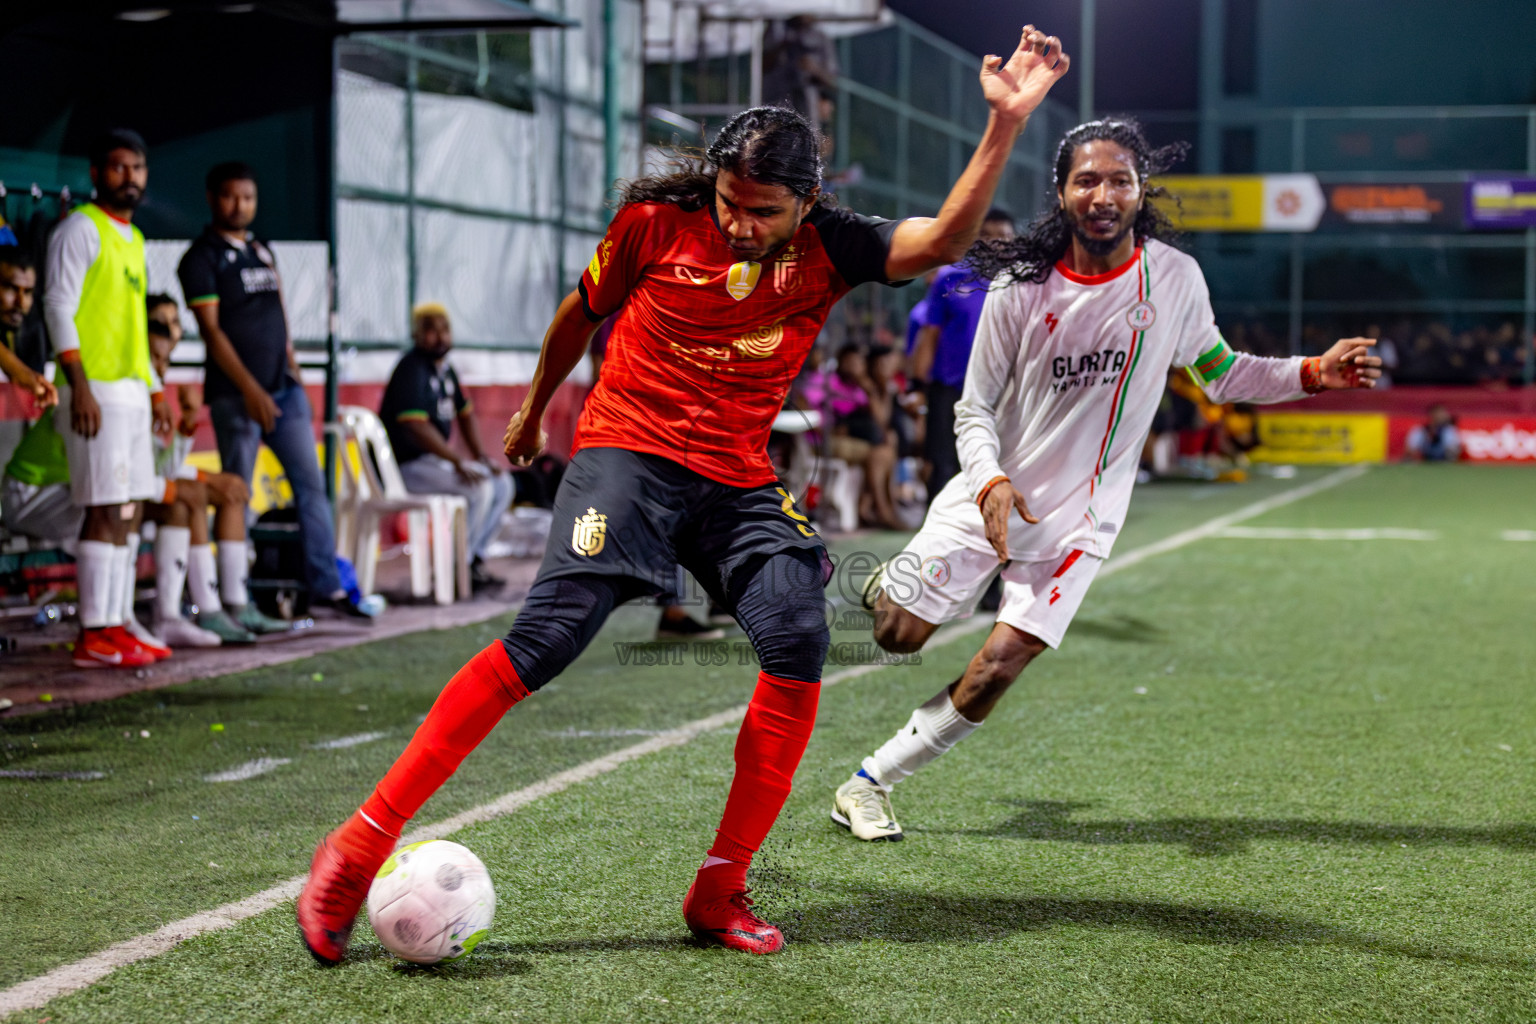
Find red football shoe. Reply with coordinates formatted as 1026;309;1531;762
72;627;127;668
682;862;784;954
102;625;165;665
296;836;380;965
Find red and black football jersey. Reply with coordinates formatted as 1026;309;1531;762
576;200;902;486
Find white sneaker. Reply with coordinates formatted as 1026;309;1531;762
831;775;904;841
124;615;167;650
154;615;223;648
860;560;887;612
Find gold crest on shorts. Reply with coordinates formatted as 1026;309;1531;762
572;507;608;556
725;261;761;301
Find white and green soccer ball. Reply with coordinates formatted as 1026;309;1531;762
366;839;496;964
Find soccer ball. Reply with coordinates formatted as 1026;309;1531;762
366;839;496;964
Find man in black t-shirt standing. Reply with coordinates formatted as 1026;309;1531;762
178;162;367;618
380;303;514;589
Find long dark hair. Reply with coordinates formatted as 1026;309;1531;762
966;119;1188;284
614;105;825;211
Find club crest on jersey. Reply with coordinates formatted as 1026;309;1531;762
772;259;802;296
920;556;951;588
726;261;761;301
1126;300;1156;331
572;507;608;557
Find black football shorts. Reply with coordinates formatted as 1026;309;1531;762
534;446;830;605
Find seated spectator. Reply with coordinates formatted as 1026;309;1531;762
380;302;515;590
142;295;289;646
805;342;901;530
0;243;67;543
1405;404;1460;462
0;246;56;409
1;400;78;546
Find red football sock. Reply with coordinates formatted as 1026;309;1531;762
707;671;820;865
354;643;529;840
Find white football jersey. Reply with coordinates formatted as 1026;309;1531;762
949;240;1307;563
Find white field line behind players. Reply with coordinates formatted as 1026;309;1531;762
0;465;1367;1015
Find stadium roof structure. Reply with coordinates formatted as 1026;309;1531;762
11;0;577;33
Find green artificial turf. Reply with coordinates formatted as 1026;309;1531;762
3;464;1533;1022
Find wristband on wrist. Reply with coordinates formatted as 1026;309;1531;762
1300;356;1326;394
976;475;1010;509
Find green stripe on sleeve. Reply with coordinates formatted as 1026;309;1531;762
395;410;431;421
1189;338;1236;385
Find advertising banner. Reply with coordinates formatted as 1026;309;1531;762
1465;178;1536;230
1323;183;1464;228
1157;175;1325;232
1249;413;1387;464
1455;416;1536;462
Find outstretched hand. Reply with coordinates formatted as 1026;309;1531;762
1316;337;1383;390
981;479;1040;562
981;24;1071;126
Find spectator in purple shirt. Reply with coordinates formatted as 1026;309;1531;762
910;207;1014;499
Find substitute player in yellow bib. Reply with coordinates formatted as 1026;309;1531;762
43;128;173;669
832;120;1382;841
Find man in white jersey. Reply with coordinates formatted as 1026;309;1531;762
831;119;1381;841
44;128;174;669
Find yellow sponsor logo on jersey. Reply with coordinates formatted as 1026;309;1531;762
726;261;761;301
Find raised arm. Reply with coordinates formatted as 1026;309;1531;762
884;26;1070;281
502;290;602;466
1193;337;1381;405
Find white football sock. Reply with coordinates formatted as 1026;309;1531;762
119;533;141;625
860;685;981;789
217;539;249;608
188;544;222;613
76;540;118;630
155;526;191;620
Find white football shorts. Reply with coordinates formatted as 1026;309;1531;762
59;378;159;507
879;529;1102;650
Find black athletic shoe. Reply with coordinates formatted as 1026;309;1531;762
315;595;376;622
655;615;727;641
470;559;506;590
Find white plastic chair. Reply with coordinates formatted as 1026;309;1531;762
822;458;864;533
337;406;470;605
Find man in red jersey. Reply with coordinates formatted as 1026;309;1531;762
299;25;1071;959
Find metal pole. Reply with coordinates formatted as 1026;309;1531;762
405;27;419;313
1197;0;1223;174
603;0;622;206
749;18;763;107
1078;0;1094;124
323;34;341;498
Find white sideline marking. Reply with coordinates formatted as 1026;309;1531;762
544;728;670;738
311;732;389;750
0;770;107;781
1501;530;1536;542
1212;527;1438;541
0;466;1366;1014
201;758;293;784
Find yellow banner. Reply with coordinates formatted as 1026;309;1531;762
1155;176;1266;231
1250;413;1387;464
